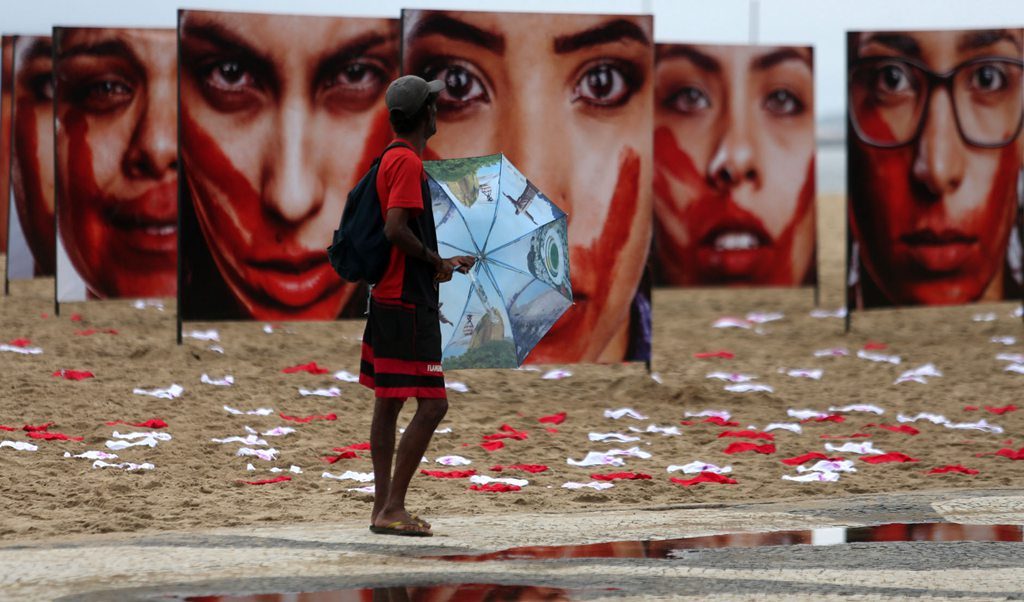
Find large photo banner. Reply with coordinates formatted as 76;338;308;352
653;43;817;287
177;10;399;321
54;28;177;302
847;28;1023;309
0;36;13;258
401;9;654;364
6;35;54;282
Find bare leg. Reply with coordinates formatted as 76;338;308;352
373;397;448;533
370;397;404;525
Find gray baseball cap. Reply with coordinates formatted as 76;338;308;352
385;75;445;117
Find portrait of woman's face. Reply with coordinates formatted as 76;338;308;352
653;44;816;287
55;28;177;299
179;10;398;320
402;10;654;363
848;28;1023;307
0;36;13;255
10;35;55;276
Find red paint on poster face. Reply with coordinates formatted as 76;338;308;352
654;126;813;285
530;148;641;362
906;145;1016;276
64;111;177;297
851;119;1020;305
182;107;347;320
13;89;55;273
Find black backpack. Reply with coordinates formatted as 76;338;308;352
327;142;412;284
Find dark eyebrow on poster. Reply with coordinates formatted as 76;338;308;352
957;29;1021;53
859;33;921;58
312;31;394;88
752;47;811;71
553;19;651;54
179;22;276;90
408;14;506;55
656;45;721;73
23;39;53;62
57;38;137;62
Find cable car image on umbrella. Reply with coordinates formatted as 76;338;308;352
425;154;572;369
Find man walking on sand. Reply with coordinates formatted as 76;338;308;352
359;75;475;537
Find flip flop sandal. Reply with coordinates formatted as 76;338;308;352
368;515;430;529
409;514;430;528
367;516;429;530
369;521;433;537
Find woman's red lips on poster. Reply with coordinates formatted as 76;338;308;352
696;203;773;249
699;223;772;251
694;205;774;278
104;182;177;254
901;228;977;245
244;248;339;309
900;228;978;273
248;249;327;273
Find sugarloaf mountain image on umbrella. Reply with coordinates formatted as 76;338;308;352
425;154;572;369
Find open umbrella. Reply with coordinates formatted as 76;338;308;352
424;154;572;369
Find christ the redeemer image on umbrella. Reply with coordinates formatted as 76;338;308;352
425;154;572;369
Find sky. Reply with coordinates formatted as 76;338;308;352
3;0;1022;120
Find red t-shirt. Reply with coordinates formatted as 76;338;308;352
372;141;428;302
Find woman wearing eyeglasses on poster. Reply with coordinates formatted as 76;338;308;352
178;10;398;321
847;28;1023;308
402;10;654;364
10;35;55;277
653;43;817;287
55;28;177;300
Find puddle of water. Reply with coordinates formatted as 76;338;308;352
184;583;581;601
175;523;1021;601
435;522;1023;561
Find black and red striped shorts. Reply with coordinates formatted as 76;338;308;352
359;298;446;399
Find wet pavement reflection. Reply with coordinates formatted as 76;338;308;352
435;522;1022;561
187;583;579;601
182;522;1021;601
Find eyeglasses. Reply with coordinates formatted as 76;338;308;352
849;56;1023;148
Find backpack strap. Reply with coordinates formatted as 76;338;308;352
381;140;414;158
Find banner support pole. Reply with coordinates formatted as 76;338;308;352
175;12;184;347
1018;187;1023;325
52;43;60;319
843;34;852;335
748;0;760;44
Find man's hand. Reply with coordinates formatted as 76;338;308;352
384;209;475;284
435;255;476;283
